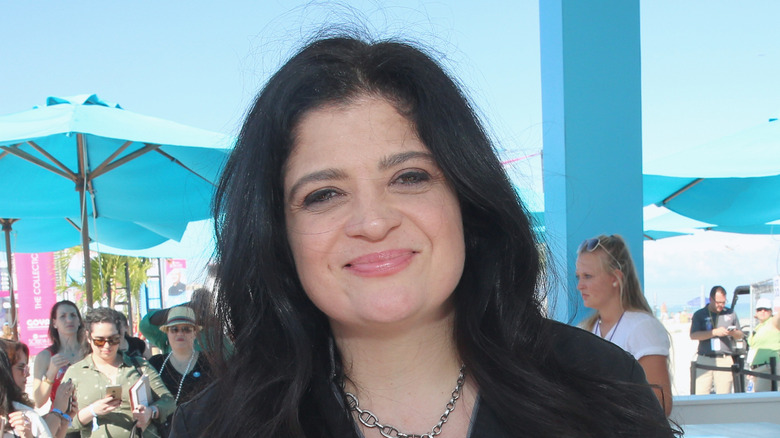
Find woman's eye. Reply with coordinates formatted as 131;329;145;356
302;188;341;207
394;170;431;186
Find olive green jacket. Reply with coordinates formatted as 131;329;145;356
63;353;175;438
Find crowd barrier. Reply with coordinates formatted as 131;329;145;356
690;356;777;394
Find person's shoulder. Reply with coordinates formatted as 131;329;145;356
11;401;33;412
70;355;92;369
624;310;664;327
128;336;146;348
35;347;53;360
148;354;165;368
33;348;52;367
544;320;642;382
122;352;152;370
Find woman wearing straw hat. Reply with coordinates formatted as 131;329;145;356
148;307;211;408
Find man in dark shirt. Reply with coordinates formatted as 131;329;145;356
690;285;745;394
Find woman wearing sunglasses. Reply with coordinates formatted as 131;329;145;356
576;234;672;415
149;306;211;407
63;308;174;438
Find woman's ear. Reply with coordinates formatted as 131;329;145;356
612;269;624;286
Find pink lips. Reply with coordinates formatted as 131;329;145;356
345;249;415;277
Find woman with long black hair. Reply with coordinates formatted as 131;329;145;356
2;348;52;438
171;34;679;437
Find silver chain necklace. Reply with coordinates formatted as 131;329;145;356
345;364;466;438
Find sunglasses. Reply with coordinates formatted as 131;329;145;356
579;237;622;271
168;326;194;334
757;308;771;312
90;335;121;347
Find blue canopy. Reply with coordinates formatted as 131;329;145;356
0;94;233;303
644;118;780;230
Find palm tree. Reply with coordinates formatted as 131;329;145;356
90;253;151;308
54;246;151;317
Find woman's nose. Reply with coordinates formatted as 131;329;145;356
344;193;401;240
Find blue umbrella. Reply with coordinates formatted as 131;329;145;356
0;94;232;307
644;118;780;229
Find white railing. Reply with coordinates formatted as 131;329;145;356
671;392;780;425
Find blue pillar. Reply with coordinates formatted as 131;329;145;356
540;0;644;324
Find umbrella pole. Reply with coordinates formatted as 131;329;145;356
77;133;94;308
79;189;94;308
1;219;18;340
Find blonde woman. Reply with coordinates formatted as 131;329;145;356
576;234;673;416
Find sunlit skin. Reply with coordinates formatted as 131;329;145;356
166;324;197;354
755;307;772;323
283;96;474;437
12;351;30;390
88;322;122;364
575;251;622;320
284;96;466;333
708;292;726;314
53;304;80;336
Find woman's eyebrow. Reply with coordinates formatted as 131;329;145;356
378;151;434;170
287;168;347;201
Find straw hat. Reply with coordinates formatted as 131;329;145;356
158;306;200;331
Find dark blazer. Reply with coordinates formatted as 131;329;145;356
169;320;669;437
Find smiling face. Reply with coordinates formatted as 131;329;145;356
53;304;80;336
283;96;466;332
576;251;620;310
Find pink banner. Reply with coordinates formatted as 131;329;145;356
16;253;57;355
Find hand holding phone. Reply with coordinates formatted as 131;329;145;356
105;385;122;401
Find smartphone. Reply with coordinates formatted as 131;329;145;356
727;325;736;331
106;385;122;401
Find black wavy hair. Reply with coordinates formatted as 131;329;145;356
204;34;679;437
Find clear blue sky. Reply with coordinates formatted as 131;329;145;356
2;0;779;307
